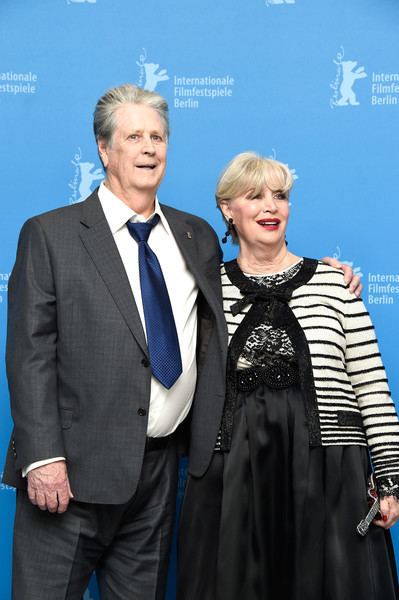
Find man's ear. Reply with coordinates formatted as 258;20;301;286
97;139;109;169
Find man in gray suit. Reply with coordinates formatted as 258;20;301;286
3;83;360;599
3;83;227;599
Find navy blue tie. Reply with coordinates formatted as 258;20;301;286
127;215;182;389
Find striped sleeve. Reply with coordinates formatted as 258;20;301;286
343;289;399;490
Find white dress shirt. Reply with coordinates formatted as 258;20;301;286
24;184;199;475
98;183;198;436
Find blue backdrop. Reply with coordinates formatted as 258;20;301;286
1;0;399;598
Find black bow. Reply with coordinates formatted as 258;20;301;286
230;286;292;317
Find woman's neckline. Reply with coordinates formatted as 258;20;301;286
241;257;303;278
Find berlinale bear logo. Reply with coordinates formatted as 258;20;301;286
336;60;367;106
69;148;103;204
330;48;367;108
136;48;169;92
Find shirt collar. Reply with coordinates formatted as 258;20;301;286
98;181;170;235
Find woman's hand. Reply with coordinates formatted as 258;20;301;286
374;496;399;529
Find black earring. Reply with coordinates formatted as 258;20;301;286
285;238;288;247
222;218;234;244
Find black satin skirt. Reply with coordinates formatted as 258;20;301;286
178;383;399;600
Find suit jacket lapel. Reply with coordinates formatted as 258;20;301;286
79;191;148;356
162;205;227;345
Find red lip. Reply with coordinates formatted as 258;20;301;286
256;218;280;230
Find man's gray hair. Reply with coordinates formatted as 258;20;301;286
93;83;170;145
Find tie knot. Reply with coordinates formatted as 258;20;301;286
127;214;160;243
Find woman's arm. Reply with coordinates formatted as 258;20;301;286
343;291;399;527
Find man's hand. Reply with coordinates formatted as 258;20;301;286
27;460;74;513
374;496;399;529
321;256;362;297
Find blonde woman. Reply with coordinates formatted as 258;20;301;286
178;153;399;600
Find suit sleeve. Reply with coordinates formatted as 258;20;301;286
6;217;65;470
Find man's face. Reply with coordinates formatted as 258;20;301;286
98;103;167;202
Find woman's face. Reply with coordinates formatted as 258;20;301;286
221;185;290;249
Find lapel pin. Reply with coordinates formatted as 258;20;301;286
186;231;192;239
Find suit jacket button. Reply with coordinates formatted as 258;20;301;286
137;408;147;417
141;358;150;368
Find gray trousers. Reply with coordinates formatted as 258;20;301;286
12;439;178;600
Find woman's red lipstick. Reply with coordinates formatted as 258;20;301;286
256;218;280;230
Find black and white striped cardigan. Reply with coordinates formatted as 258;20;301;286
221;259;399;496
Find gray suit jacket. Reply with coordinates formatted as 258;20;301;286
3;190;228;503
